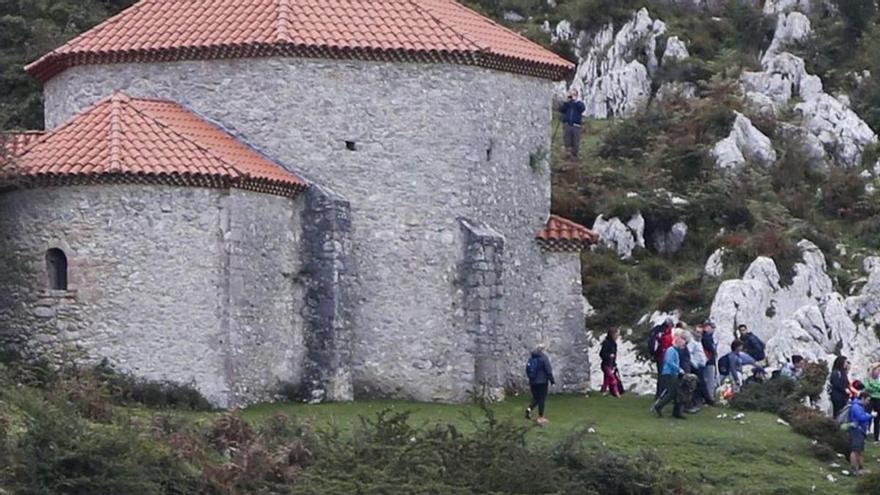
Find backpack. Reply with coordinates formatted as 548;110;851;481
718;354;731;376
835;403;853;431
526;356;541;381
647;325;663;356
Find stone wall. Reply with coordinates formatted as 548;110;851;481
42;57;589;401
0;185;306;407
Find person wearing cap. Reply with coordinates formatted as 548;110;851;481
558;89;586;159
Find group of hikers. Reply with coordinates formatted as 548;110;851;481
524;319;880;476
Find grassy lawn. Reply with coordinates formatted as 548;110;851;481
242;394;878;494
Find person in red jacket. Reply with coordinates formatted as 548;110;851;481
650;319;675;399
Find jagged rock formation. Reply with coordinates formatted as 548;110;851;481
763;0;820;15
740;11;877;167
663;36;690;64
591;213;645;259
569;8;668;118
712;112;777;169
653;221;688;254
709;241;880;385
704;248;727;278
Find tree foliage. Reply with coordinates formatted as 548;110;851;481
0;0;136;130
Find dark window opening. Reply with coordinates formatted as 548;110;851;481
486;147;492;161
46;248;68;290
345;141;357;151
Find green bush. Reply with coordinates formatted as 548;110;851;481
94;360;214;411
297;407;691;495
582;252;651;330
779;405;850;454
820;169;870;218
729;377;799;414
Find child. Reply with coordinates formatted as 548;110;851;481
849;391;878;476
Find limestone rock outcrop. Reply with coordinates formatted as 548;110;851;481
704;248;726;278
712;112;777;170
662;36;690;64
591;213;645;259
763;0;819;15
708;241;880;399
588;333;656;394
569;9;669;118
796;94;877;167
653;221;689;254
765;11;812;57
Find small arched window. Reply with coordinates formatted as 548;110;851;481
46;248;68;290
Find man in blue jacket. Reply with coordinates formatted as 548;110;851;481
558;89;586;159
651;335;687;419
738;324;766;363
849;391;878;476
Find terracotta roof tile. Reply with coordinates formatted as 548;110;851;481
536;214;599;252
1;132;45;157
2;93;306;197
26;0;572;82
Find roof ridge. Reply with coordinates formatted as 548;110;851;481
404;0;486;52
120;97;244;178
108;94;125;172
274;0;293;43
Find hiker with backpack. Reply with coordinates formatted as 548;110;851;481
718;340;757;392
599;328;624;397
651;335;688;419
736;324;766;363
866;363;880;443
830;356;852;418
649;319;674;399
844;391;877;476
525;344;555;425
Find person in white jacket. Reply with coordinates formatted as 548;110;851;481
686;328;711;411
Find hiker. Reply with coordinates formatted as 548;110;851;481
848;391;877;476
866;363;880;443
736;324;766;363
719;340;757;392
651;335;687;419
599;328;623;397
701;321;718;404
687;326;712;409
830;356;852;418
525;344;555;424
649;319;674;399
558;89;586;159
779;355;805;380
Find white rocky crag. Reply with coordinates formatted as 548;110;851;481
591;213;645;259
763;0;819;15
568;9;670;118
653;221;689;254
656;81;699;102
764;11;812;57
663;36;690;64
708;241;880;401
704;247;727;278
712;112;777;170
741;12;878;168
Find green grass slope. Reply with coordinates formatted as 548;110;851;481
244;395;880;495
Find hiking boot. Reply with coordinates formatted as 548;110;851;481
537;416;549;425
525;408;531;420
650;406;662;418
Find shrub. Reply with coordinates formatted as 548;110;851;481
857;470;880;494
821;169;869;218
729;377;799;414
582;252;651;330
795;361;828;403
94;360;214;411
779;404;850;454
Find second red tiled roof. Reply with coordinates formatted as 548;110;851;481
2;93;306;197
536;215;599;252
26;0;573;82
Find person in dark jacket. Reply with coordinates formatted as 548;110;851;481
701;321;718;405
737;324;766;362
558;89;586;159
526;344;555;424
599;328;623;397
829;356;851;418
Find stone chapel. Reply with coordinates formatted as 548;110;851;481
0;0;598;407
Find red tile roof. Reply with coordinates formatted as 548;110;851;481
1;131;45;157
26;0;573;82
536;215;599;252
1;93;306;197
